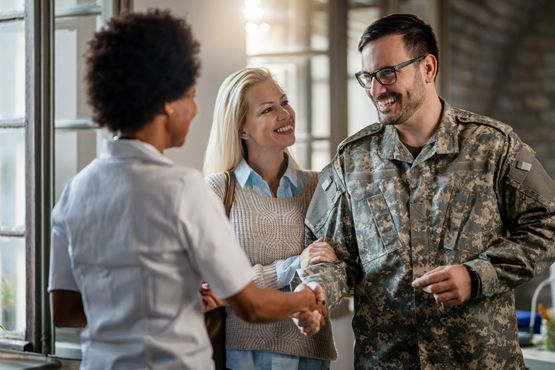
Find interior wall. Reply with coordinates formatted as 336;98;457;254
134;0;247;171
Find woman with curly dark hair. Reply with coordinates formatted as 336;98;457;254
47;9;326;370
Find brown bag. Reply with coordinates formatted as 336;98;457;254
205;171;235;370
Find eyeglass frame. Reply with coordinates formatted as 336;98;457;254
355;56;426;89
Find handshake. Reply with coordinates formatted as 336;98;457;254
201;280;327;336
290;282;327;337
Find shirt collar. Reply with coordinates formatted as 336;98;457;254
234;158;253;188
379;97;459;161
234;152;298;188
431;98;460;156
282;152;299;187
100;138;174;166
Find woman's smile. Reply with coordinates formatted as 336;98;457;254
274;124;293;134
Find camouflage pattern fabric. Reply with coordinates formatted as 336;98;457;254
296;99;555;370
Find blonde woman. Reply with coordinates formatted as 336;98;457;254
204;67;338;370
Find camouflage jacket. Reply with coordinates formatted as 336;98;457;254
297;100;555;370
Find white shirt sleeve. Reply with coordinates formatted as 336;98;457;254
177;170;254;299
48;223;80;293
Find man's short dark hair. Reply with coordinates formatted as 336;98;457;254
85;9;200;133
358;14;439;78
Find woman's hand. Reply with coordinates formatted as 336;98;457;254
300;237;338;268
200;281;223;312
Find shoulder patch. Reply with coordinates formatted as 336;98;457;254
453;108;512;136
337;122;383;153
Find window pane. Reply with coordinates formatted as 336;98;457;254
54;327;82;359
55;15;100;123
348;78;378;136
0;236;25;338
348;6;380;136
55;129;106;202
0;20;25;120
246;0;328;55
311;140;329;171
55;0;100;8
248;60;309;136
0;0;24;13
311;55;329;138
347;6;380;75
290;141;310;170
0;128;25;228
310;0;328;51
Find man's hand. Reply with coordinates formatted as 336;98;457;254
200;281;223;313
411;265;472;306
300;237;338;268
291;282;326;337
291;310;323;337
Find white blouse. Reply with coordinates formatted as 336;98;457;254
48;138;253;370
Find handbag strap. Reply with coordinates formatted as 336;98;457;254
223;171;235;218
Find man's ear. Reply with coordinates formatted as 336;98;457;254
422;54;438;84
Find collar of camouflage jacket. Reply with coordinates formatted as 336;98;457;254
378;97;460;163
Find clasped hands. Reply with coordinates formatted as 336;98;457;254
200;280;327;336
201;238;337;334
290;237;337;336
290;282;327;337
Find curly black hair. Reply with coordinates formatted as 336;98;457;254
85;9;200;133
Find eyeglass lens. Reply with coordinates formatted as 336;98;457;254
358;68;396;87
376;69;396;85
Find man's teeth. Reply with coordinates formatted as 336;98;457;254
378;97;396;107
275;124;292;133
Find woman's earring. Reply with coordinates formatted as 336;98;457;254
240;132;249;139
169;109;174;114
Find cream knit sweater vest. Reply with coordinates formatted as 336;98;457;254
205;171;337;361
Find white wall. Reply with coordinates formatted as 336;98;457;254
135;0;247;170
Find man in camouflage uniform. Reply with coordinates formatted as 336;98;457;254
293;13;555;369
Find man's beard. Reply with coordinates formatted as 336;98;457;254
375;70;426;126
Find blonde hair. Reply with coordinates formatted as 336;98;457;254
203;67;298;176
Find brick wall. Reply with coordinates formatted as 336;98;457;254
448;0;555;310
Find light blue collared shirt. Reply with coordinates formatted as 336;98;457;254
234;154;308;199
228;155;330;370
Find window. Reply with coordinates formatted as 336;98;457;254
0;0;29;350
347;2;380;136
0;0;128;357
52;0;118;359
245;0;332;171
243;0;385;171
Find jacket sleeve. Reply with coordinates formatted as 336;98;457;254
465;131;555;297
293;158;364;312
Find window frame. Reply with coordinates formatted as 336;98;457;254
0;0;131;356
245;0;350;170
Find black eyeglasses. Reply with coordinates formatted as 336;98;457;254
355;56;425;89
